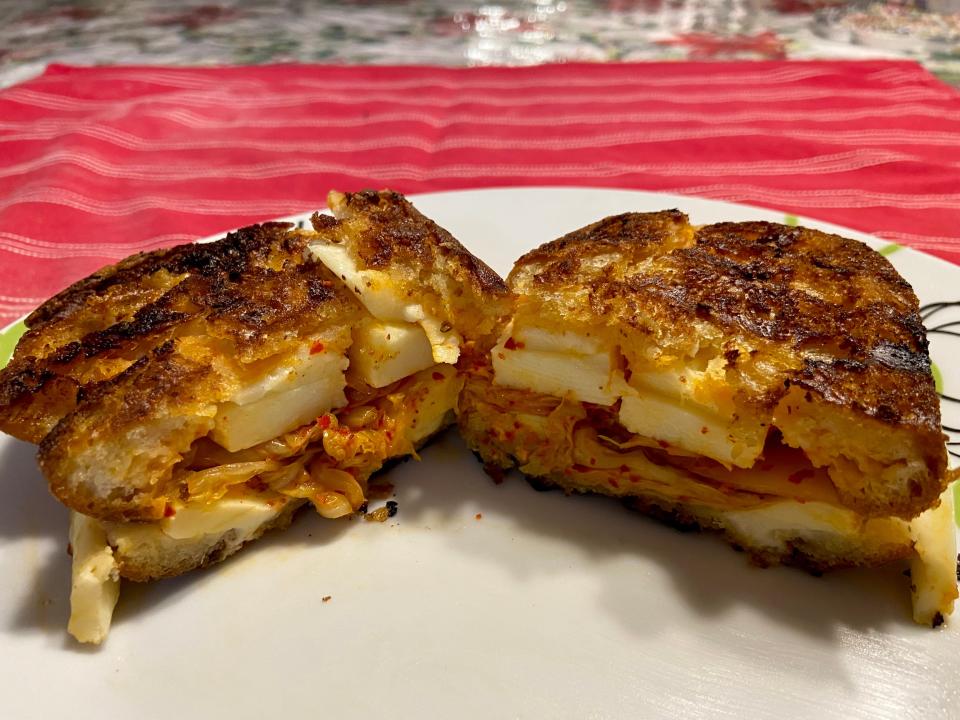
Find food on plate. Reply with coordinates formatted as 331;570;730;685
0;189;508;644
458;211;959;626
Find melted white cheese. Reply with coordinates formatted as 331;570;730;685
492;325;764;467
67;512;120;645
908;486;959;625
160;496;284;540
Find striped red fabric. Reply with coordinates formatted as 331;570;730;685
2;60;960;327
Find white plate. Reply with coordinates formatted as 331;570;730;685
1;188;958;720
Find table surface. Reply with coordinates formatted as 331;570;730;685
1;0;959;88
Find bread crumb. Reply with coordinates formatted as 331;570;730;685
322;596;332;603
475;513;482;520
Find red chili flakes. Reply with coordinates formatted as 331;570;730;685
317;415;332;430
657;440;670;449
475;513;482;520
618;464;629;473
503;337;519;350
513;421;522;430
788;468;815;484
504;430;515;441
700;426;709;434
163;503;176;518
629;475;640;483
432;371;445;381
608;478;620;489
310;340;325;355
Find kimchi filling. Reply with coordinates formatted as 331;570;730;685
171;366;459;519
463;375;839;512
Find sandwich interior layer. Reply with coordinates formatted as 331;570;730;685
460;360;958;626
69;359;460;642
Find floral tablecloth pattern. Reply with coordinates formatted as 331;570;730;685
1;1;959;89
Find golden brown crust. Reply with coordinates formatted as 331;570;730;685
504;213;947;518
0;222;359;444
2;189;505;524
325;190;511;351
327;189;508;299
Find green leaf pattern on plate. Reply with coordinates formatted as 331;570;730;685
878;243;904;257
0;320;26;370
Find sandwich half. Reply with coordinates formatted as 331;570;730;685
0;189;508;644
459;211;958;625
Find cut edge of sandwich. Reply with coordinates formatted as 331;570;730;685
0;189;507;644
460;211;958;626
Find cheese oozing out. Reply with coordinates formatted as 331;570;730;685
908;486;959;625
67;512;120;645
307;241;461;364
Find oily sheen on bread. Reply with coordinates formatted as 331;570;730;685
459;211;957;625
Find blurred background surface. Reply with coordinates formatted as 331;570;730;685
0;1;958;87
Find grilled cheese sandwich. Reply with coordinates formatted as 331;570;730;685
0;189;508;644
460;211;958;625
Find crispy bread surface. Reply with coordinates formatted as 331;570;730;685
499;213;946;519
1;222;359;445
1;190;508;525
324;189;510;353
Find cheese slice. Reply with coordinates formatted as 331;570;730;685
307;241;461;363
351;319;435;388
212;350;348;452
408;364;461;444
908;485;959;625
161;495;284;540
67;512;120;645
491;324;764;466
492;325;619;406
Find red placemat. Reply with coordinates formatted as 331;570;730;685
2;60;960;327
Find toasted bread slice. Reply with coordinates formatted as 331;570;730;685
0;189;508;643
460;212;957;625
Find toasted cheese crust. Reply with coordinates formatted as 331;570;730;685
502;213;947;519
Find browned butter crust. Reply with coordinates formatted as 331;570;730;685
324;189;510;352
1;189;509;524
327;189;507;299
485;213;947;520
1;222;357;446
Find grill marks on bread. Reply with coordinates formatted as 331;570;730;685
503;212;946;519
0;223;357;444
